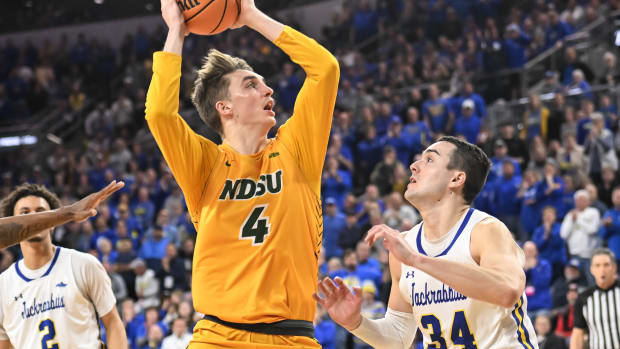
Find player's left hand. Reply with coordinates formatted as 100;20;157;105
230;0;258;29
65;180;125;223
365;224;420;267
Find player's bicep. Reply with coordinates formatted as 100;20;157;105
0;340;13;349
473;219;526;291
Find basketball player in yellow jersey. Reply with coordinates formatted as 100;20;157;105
149;0;339;347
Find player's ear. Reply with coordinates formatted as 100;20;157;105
448;171;466;189
216;100;233;119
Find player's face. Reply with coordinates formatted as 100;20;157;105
13;196;53;243
225;70;276;131
590;254;617;288
405;142;460;205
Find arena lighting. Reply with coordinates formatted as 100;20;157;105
0;135;37;148
94;0;104;4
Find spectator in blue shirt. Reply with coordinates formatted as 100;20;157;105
453;99;481;144
322;157;353;209
532;206;568;281
355;240;382;290
504;23;532;69
523;241;553;316
401;106;431;156
458;81;487;119
139;225;170;270
599;187;620;265
567;69;593;100
519;170;542;239
382;116;410;167
323;198;347;259
494;160;522;238
132;187;155;230
545;10;573;49
375;101;395;137
535;159;566;218
355;126;383;188
276;63;301;112
314;305;336;349
422;84;451;134
489;139;521;184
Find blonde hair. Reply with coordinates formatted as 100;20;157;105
192;49;253;135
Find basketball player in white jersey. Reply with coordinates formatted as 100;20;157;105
0;183;128;348
314;136;538;349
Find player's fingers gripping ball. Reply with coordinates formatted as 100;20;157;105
179;0;240;35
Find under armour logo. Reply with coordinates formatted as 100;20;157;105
14;293;23;301
56;282;67;288
406;271;415;278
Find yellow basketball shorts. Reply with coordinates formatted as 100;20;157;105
188;319;322;348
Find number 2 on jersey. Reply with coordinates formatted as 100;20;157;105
39;319;59;349
421;310;477;349
240;205;271;245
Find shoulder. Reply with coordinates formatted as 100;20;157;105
64;248;101;266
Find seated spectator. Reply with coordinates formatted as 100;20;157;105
383;192;420;229
322;157;353;208
493;159;522;238
355;240;382;289
598;51;620;85
422;84;451;135
584;113;616;185
132;258;160;309
585;183;608;217
498;122;529;167
339;212;363;251
534;312;568;349
560;47;594;86
556;132;585;175
567;69;593;100
314;304;336;349
553;282;579;340
401;107;431;157
532;206;567;280
161;318;192;349
370;146;402;196
546;10;573;49
156;243;188;294
523;241;553;316
551;258;588;308
535;159;565;220
382;116;410;167
132;187;155;230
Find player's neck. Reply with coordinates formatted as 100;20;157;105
418;198;470;241
21;243;56;270
223;128;270;155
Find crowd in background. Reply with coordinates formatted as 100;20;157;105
1;0;620;348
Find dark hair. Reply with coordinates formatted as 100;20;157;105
591;248;617;265
0;183;60;218
438;136;491;204
343;249;356;258
192;49;253;136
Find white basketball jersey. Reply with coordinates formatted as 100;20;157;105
0;247;112;349
399;208;538;349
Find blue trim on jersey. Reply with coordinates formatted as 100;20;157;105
416;208;474;257
511;295;535;349
15;247;61;283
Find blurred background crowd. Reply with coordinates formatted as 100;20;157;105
2;0;620;348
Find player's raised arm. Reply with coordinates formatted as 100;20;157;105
233;0;339;192
0;181;124;249
314;248;417;349
146;0;219;216
367;219;525;308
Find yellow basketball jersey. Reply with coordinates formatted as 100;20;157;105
145;27;339;324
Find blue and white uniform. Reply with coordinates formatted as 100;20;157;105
0;247;116;348
399;208;538;349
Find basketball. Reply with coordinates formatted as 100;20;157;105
179;0;240;35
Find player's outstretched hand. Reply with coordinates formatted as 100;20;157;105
230;0;258;29
66;181;125;223
365;224;420;267
160;0;189;35
312;277;363;331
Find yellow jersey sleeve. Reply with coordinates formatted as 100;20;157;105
145;51;219;219
275;26;340;196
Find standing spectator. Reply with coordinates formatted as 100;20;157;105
489;139;521;183
275;63;301;112
139;225;171;270
132;186;155;230
546;10;573;49
422;84;451;135
459;81;486;119
498;122;529;168
556;132;586;175
161;318;192;349
522;94;550;141
560;47;594;86
401;106;431;157
584;113;616;185
321;157;352;208
553;282;579;341
567;69;593;100
355;126;383;189
560;190;601;283
494;160;522;238
382;116;409;167
132;258;160;309
535;159;565;219
323;197;346;259
571;248;620;349
551;258;589;309
597;166;617;208
370;145;401;196
453;99;481;144
599;187;620;264
156;243;188;294
533;206;568;280
598;51;620;85
523;241;553;316
585;183;608;217
519;170;542;238
535;313;568;349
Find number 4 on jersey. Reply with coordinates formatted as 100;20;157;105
240;205;271;245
